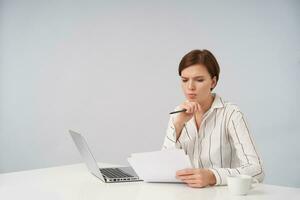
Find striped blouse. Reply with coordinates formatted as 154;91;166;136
162;93;264;185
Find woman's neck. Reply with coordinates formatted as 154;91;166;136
199;93;215;114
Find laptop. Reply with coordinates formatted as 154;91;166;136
69;130;141;183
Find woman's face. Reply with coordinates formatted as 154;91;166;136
180;64;217;103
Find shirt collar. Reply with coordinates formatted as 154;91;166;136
210;93;225;110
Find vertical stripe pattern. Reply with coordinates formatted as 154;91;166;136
162;93;264;185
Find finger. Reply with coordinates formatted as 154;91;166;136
196;103;200;112
177;174;199;181
176;175;193;181
176;168;195;176
180;104;188;113
191;103;196;113
187;102;196;113
197;103;202;112
181;104;191;114
194;103;198;113
184;178;203;185
190;103;196;113
183;102;190;113
186;105;193;113
181;177;206;187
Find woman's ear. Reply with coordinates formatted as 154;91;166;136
211;76;217;90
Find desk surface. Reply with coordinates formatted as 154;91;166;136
0;163;299;200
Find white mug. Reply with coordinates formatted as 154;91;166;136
227;175;259;195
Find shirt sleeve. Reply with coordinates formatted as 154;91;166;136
161;115;183;150
208;110;265;186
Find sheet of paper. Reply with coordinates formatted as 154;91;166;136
127;148;192;182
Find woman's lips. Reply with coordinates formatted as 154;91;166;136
187;94;197;98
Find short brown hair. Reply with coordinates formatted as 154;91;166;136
178;49;220;83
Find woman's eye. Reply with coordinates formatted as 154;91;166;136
197;79;204;82
182;79;188;82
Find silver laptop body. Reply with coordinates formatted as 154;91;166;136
69;130;141;183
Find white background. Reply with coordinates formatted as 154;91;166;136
0;0;299;187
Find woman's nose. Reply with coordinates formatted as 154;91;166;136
188;81;195;90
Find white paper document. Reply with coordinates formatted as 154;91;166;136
127;148;192;182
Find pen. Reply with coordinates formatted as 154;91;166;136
169;109;187;115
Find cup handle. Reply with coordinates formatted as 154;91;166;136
250;178;259;189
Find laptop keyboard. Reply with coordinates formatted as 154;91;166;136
100;168;134;178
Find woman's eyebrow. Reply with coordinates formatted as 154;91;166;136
181;76;205;79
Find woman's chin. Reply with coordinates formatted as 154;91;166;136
187;98;198;102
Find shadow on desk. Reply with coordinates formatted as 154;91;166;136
78;180;222;200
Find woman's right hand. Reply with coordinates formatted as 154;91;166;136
172;101;202;140
173;101;202;126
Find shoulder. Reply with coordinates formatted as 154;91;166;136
223;101;240;113
221;100;245;122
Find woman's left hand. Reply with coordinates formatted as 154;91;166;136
176;168;216;188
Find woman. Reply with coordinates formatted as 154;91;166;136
162;49;264;188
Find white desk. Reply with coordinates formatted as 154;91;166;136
0;163;299;200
